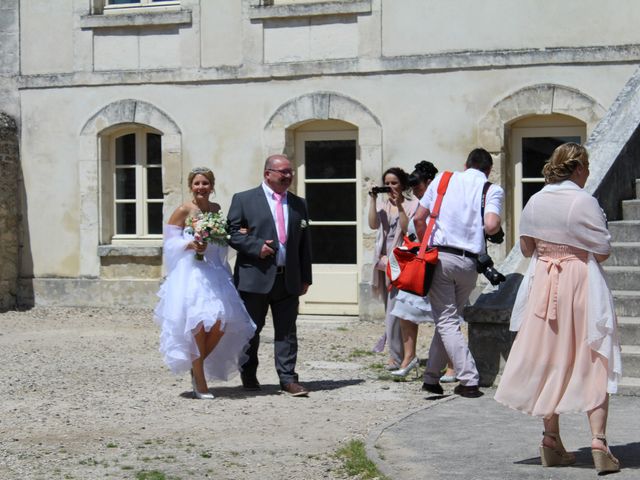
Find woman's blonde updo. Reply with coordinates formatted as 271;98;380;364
188;167;215;189
542;143;589;184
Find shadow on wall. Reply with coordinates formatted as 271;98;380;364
17;147;34;310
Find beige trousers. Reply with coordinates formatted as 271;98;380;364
423;252;480;387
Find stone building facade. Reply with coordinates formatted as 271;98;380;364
2;0;640;316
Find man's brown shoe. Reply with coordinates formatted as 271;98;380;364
281;382;309;397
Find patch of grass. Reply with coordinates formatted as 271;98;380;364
336;439;388;480
349;348;375;358
336;326;349;332
135;471;166;480
369;362;385;370
106;442;118;448
200;452;212;458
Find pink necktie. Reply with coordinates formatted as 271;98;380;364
273;192;287;244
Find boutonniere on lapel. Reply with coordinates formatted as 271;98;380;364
300;219;308;229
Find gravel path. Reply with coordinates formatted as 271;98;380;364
0;307;440;480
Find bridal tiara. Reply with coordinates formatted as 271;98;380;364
191;167;212;174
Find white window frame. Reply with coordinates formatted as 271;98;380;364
295;129;361;315
105;126;163;244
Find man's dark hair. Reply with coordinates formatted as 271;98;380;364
465;148;493;175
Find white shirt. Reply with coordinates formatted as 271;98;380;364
261;182;289;266
419;168;504;254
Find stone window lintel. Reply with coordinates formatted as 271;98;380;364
80;9;192;29
249;0;371;20
98;245;162;257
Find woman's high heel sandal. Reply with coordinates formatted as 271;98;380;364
191;369;214;400
591;435;620;474
539;431;576;467
390;357;419;378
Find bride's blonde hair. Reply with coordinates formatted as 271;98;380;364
542;143;588;184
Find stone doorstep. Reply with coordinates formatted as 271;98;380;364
620;345;640;378
604;265;640;290
612;290;640;317
621;198;640;220
607;220;640;242
618;317;640;345
617;376;640;396
606;243;640;266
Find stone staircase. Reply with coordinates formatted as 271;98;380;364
605;178;640;395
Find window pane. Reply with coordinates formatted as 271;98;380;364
116;168;136;199
147;133;161;165
116;204;136;234
310;225;356;264
523;181;545;208
108;0;141;4
115;134;136;165
305;140;356;179
306;183;355;221
147;203;163;234
147;167;163;199
522;136;581;178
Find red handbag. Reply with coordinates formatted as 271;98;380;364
386;171;453;296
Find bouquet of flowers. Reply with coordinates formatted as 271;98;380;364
184;211;230;261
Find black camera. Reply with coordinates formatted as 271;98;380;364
476;254;506;286
371;186;392;194
486;227;505;244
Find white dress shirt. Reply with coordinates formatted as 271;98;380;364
419;168;504;254
261;182;289;266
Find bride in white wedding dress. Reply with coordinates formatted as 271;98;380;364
154;167;255;399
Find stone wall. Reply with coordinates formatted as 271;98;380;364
0;113;19;310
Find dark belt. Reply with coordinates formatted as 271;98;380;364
275;266;286;274
435;246;478;259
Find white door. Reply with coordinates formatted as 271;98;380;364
295;131;360;315
511;125;584;239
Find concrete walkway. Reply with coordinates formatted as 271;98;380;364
368;389;640;480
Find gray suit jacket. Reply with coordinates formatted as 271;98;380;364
227;185;312;295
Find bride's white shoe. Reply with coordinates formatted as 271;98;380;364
191;370;215;400
390;357;419;378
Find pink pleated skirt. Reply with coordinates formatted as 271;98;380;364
495;241;608;418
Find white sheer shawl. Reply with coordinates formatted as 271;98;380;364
510;180;621;393
162;224;231;273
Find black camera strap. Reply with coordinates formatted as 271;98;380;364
481;181;492;223
480;181;492;252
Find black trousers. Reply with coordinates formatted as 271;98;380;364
239;274;299;386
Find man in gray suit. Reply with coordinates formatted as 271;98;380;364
228;154;312;397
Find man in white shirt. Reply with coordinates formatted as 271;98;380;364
413;148;504;398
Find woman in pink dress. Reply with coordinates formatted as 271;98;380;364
368;167;419;370
494;143;621;474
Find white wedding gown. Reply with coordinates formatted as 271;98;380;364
154;225;256;381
